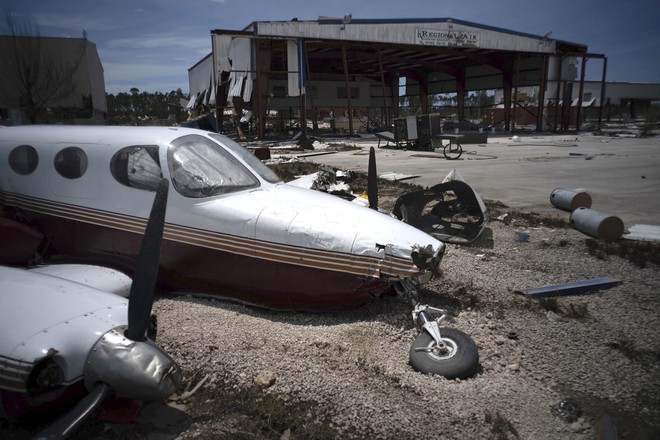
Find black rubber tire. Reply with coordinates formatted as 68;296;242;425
409;327;479;379
443;142;463;160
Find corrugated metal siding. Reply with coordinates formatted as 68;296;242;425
188;54;214;96
255;21;555;54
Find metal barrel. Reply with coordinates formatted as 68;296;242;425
570;207;624;241
550;188;592;211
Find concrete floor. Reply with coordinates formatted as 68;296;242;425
303;133;660;227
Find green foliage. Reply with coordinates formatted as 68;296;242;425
105;88;188;123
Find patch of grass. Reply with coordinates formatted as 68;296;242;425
563;302;589;319
484;410;520;440
536;297;589;320
484;200;568;229
185;380;370;440
455;285;480;310
537;297;559;313
585;238;660;268
606;340;660;369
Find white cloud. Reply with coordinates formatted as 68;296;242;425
106;33;210;52
33;13;119;33
103;61;190;93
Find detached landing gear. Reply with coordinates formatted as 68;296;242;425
398;282;479;379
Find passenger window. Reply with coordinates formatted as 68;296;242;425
169;135;258;198
8;145;39;175
54;147;88;179
111;146;163;191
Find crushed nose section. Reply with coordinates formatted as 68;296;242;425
411;243;445;273
393;169;488;244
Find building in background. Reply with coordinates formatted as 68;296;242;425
0;36;107;126
189;17;614;139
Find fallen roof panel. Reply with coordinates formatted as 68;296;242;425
516;277;622;297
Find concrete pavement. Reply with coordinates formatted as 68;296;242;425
303;133;660;227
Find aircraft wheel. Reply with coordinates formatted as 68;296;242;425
409;327;479;379
443;142;463;160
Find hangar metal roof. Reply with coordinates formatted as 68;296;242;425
213;17;588;87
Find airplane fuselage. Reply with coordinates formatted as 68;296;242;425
0;126;445;310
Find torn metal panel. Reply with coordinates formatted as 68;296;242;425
378;172;420;181
622;224;660;242
516;277;622;297
392;170;488;244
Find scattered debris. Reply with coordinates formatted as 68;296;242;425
550;188;592;211
514;231;530;242
378;172;420;182
594;413;618;440
177;373;211;401
507;139;579;147
392;169;488;244
622;224;660;242
515;277;622;297
296;151;337;158
375;131;396;148
551;397;583;423
254;370;277;388
570;208;624;241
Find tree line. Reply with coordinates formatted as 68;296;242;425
106;88;189;123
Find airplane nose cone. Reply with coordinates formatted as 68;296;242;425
84;327;182;401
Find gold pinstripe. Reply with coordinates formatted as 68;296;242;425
1;191;420;278
0;356;31;392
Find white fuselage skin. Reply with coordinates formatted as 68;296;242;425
0;265;182;421
0;266;129;390
0;126;445;309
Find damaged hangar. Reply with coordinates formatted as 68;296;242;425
188;17;606;139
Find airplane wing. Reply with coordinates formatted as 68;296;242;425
28;265;133;298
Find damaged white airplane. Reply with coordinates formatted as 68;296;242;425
0;125;482;384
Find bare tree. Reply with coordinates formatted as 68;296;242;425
0;11;86;123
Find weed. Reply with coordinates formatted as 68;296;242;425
537;297;588;319
606;340;660;368
187;381;345;439
485;410;520;440
585;238;660;268
538;297;559;313
564;302;589;319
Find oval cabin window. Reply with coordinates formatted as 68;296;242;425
110;146;163;191
8;145;39;175
54;147;88;179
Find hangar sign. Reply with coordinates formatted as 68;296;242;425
415;28;480;48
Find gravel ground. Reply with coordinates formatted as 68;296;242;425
2;181;659;440
145;211;659;440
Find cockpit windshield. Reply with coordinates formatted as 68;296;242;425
208;134;281;184
169;134;259;198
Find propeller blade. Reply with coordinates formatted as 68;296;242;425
368;146;378;210
37;382;113;439
125;178;169;341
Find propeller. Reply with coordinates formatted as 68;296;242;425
125;178;169;341
37;178;171;439
368;146;378;210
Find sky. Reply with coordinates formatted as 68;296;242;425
2;0;659;95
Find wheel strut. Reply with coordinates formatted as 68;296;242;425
412;301;448;348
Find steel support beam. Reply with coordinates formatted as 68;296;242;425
341;44;354;135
